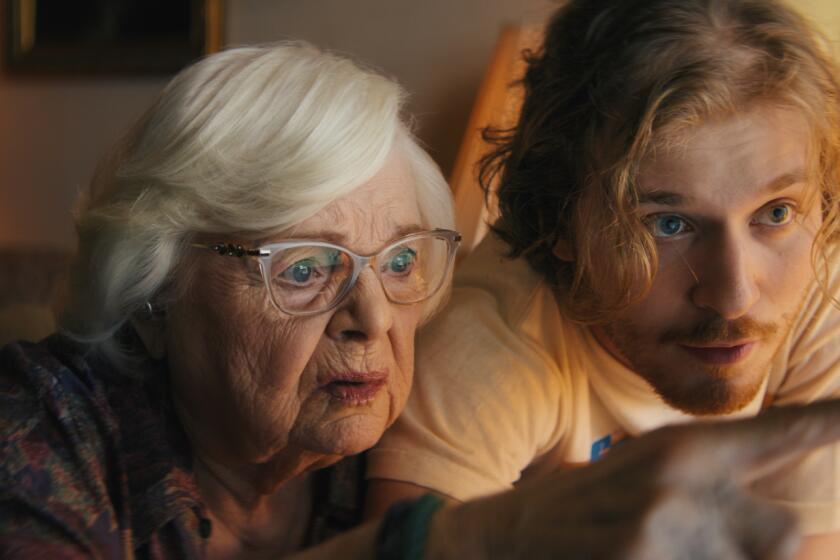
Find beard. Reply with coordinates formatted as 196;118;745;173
602;315;784;416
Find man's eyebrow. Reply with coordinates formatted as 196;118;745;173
763;169;807;194
637;169;807;206
638;190;685;205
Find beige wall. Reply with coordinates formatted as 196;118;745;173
0;79;165;249
792;0;840;56
0;0;837;250
226;0;556;177
0;0;555;250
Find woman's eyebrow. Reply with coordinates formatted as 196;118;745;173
286;223;425;244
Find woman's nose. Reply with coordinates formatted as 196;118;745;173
326;267;394;341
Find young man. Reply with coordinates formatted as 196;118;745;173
368;0;840;555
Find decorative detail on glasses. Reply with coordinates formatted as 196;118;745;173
208;243;262;257
191;229;461;316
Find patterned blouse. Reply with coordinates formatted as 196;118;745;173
0;335;365;559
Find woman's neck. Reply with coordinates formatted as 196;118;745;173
195;453;319;559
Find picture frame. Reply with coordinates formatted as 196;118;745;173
3;0;223;75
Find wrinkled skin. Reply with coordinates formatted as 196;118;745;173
166;153;423;477
136;152;425;556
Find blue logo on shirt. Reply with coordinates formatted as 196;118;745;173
590;434;612;461
590;431;629;461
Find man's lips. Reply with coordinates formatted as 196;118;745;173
678;341;757;365
319;371;387;404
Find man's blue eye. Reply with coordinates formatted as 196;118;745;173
751;203;796;227
388;249;417;274
649;215;688;238
765;204;793;225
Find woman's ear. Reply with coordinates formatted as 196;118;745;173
131;303;166;360
552;237;574;261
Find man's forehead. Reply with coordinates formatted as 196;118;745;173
636;106;812;205
649;105;811;155
653;100;811;150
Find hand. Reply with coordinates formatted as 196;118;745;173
443;400;840;560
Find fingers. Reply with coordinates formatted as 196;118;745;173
507;401;838;559
620;487;790;560
592;403;827;560
725;491;800;560
670;399;840;482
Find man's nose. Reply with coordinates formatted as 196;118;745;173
689;233;760;320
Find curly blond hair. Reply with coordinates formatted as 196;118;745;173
482;0;840;323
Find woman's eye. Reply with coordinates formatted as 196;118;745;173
754;203;795;226
386;248;417;275
276;250;343;286
647;215;690;238
281;261;316;284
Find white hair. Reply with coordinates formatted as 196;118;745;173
59;42;455;371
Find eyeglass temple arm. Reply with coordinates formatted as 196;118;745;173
190;243;267;257
192;229;462;258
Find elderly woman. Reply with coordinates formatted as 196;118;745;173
5;40;840;560
0;43;461;558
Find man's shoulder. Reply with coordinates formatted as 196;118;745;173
769;245;840;396
417;236;582;388
779;246;840;358
452;234;547;320
430;234;565;349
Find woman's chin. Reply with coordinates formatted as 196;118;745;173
297;411;390;457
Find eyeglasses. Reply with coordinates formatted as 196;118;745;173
192;229;461;316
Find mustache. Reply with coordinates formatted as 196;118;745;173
661;316;778;345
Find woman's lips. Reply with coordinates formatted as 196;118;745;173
319;371;387;404
679;342;756;365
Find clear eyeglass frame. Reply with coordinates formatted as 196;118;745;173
191;228;461;317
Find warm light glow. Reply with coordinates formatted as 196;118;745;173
19;0;36;53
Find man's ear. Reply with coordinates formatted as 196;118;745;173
131;305;166;360
553;237;574;261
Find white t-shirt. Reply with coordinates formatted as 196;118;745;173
368;234;840;535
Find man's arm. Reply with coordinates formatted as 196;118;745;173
359;401;840;559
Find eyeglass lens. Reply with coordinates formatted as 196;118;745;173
265;235;452;313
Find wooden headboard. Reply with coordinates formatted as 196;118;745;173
448;25;543;258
